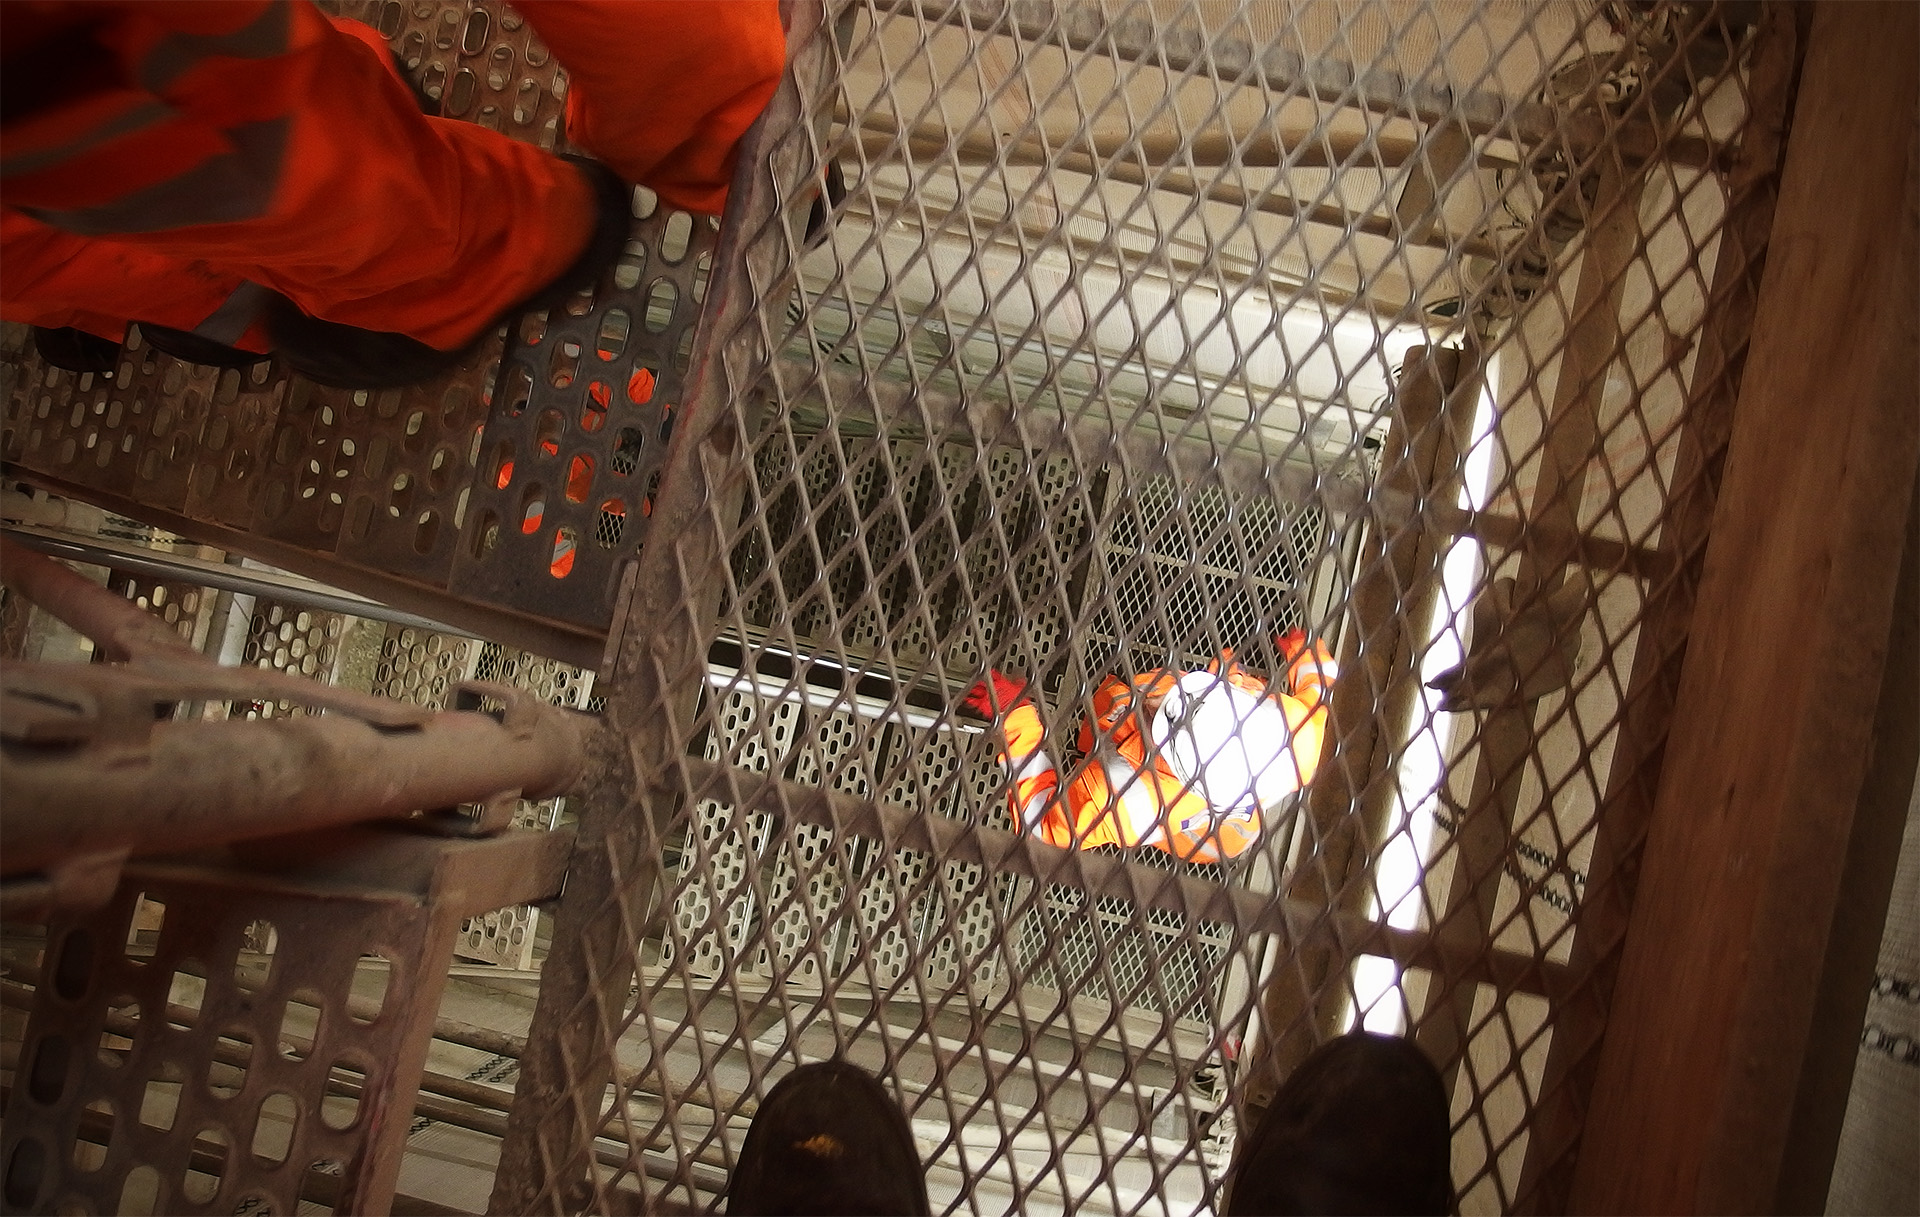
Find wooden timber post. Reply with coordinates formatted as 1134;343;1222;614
1243;344;1477;1117
1513;5;1811;1208
1570;3;1919;1210
1410;152;1648;1079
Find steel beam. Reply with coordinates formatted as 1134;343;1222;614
3;524;475;640
489;4;836;1211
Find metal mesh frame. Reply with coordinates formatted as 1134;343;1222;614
0;565;592;1210
0;1;1803;1214
1;818;578;1217
494;2;1795;1215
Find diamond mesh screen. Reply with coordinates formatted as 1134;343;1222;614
498;2;1795;1215
0;1;1802;1214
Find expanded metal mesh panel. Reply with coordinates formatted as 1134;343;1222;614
0;2;1797;1215
497;2;1790;1215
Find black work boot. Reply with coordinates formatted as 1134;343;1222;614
31;325;120;375
265;155;630;390
138;323;273;369
1224;1032;1454;1215
727;1060;931;1216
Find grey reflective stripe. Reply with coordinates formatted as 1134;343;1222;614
1009;747;1054;785
0;101;173;179
21;117;288;237
138;1;291;93
1010;748;1055;832
194;280;273;346
1015;790;1050;833
1097;743;1162;843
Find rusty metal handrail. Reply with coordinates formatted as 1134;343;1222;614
0;539;595;915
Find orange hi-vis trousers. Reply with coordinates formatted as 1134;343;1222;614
996;645;1337;864
0;1;782;351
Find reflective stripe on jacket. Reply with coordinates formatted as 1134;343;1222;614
994;642;1336;863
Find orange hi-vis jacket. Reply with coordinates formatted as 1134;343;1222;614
0;1;783;351
995;642;1337;864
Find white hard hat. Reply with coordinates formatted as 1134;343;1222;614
1149;671;1296;814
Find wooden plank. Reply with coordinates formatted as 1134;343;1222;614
1412;155;1645;1079
1512;5;1811;1207
1776;473;1919;1213
1570;4;1920;1211
1394;120;1474;243
1242;344;1477;1112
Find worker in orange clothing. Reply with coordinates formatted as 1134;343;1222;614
0;0;783;386
962;629;1339;864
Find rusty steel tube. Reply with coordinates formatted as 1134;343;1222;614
1;704;588;877
0;536;195;661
